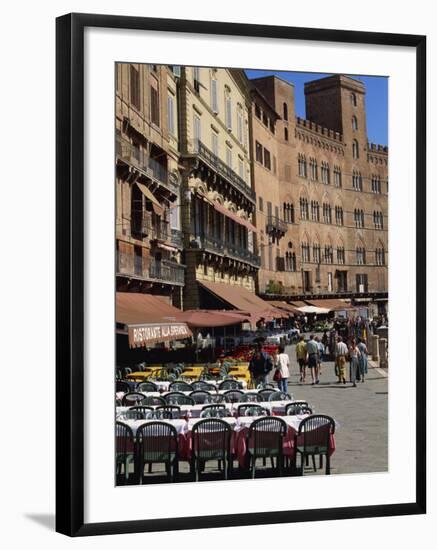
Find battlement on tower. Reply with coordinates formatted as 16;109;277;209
296;116;343;143
367;142;388;154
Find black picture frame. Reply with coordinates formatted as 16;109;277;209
56;12;426;537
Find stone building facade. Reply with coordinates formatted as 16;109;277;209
114;67;388;311
115;63;185;306
178;67;260;310
250;74;388;306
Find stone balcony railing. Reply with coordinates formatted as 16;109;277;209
190;139;256;203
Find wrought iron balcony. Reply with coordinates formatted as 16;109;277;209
149;259;185;285
170;228;183;249
191;235;261;268
190;139;256;204
131;216;170;243
117;252;185;286
266;215;288;235
116;133;178;194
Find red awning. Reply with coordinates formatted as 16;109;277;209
116;292;192;348
199;281;287;321
267;301;299;315
178;309;250;328
213;202;257;232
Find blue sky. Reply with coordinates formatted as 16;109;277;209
245;70;388;146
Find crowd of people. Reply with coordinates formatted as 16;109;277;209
248;332;369;392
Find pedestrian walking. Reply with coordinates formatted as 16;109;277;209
322;330;329;358
249;343;273;387
335;336;348;384
306;334;320;385
295;335;308;383
349;338;361;387
357;337;368;382
315;336;324;376
274;345;290;394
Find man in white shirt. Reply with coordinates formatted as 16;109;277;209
335;336;348;384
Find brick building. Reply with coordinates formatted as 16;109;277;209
114;66;388;313
250;74;388;311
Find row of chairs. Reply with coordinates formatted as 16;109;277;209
118;389;293;407
119;402;313;420
116;414;335;483
116;379;244;394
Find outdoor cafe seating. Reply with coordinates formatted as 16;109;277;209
115;385;337;484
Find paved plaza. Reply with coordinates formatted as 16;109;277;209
281;342;388;476
137;340;388;483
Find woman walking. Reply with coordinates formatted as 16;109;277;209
275;345;290;394
357;337;368;382
348;338;361;387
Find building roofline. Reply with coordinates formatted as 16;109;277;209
249;85;282;119
304;74;366;95
248;74;295;89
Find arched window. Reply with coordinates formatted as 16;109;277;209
375;246;386;265
284;127;289;141
313;243;321;264
352;115;358;130
351;93;357;107
356;246;366;265
352;139;359;159
283;102;288;121
298;154;307;177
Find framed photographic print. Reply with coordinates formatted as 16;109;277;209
56;13;426;536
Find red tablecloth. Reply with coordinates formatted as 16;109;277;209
179;427;335;468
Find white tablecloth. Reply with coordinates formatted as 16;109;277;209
118;415;308;437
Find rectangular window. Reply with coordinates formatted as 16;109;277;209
211;79;218;113
193;114;201;143
356;274;368;293
130;66;140;110
171;66;181;77
268;244;273;271
225;96;232;130
211;130;219;156
264;148;271;170
167;93;175;135
259;197;264;212
255;141;263;163
226;145;232;168
193;67;200;93
328;272;333;292
238;158;244;179
237;111;243;143
150;85;160;126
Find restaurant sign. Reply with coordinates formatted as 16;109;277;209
128;322;192;347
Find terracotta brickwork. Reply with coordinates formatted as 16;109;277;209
250;74;388;300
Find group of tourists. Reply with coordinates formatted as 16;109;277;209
334;336;368;387
248;333;369;392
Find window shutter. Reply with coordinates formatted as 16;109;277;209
211;79;218;113
226;97;232;130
